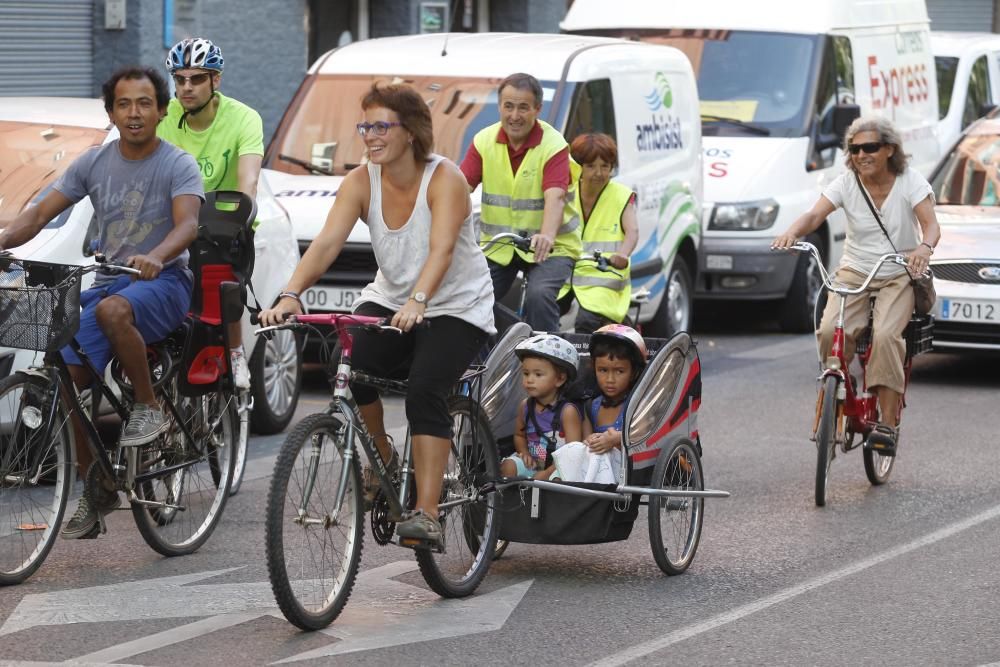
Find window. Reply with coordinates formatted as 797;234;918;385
963;56;992;129
811;36;854;169
564;79;616;146
936;56;959;120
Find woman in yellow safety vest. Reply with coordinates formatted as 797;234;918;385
567;133;638;333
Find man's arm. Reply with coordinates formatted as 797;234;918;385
129;194;200;280
0;190;74;250
236;154;263;200
533;147;571;262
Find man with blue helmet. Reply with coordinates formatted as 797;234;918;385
158;37;264;390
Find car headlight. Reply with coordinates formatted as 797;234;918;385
709;199;780;231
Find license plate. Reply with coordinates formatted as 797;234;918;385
939;298;999;323
706;254;733;270
303;286;363;312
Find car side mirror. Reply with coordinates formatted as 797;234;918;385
817;103;861;151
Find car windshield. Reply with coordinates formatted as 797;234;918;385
595;30;818;137
0;120;106;227
265;74;557;176
932;125;1000;205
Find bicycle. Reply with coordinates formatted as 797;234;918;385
777;241;933;507
0;254;237;585
260;313;499;631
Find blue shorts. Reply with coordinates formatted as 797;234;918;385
61;267;192;373
502;455;544;479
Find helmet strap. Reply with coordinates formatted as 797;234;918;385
178;88;218;130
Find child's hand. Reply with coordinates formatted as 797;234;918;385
517;452;537;469
587;429;620;454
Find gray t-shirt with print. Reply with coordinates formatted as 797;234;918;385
54;138;203;283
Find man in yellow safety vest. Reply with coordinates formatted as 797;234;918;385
460;72;581;331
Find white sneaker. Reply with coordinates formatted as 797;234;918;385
230;347;251;390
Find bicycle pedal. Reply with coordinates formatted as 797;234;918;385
396;535;445;554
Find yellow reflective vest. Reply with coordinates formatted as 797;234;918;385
475;121;582;265
564;180;633;322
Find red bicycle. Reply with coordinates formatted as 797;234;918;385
781;242;933;506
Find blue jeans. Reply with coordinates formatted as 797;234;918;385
489;256;573;332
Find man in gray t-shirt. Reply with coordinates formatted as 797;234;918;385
0;66;202;539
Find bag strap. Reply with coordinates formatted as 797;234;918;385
854;172;916;281
525;397;565;462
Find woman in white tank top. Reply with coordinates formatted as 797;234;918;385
260;84;495;545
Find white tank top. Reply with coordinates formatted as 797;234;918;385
355;154;496;334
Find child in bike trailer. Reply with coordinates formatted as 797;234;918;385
500;334;583;480
552;324;646;484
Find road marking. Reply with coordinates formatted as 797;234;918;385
589;502;1000;667
728;335;814;360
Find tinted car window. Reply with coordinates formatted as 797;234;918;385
932;126;1000;205
935;56;959;120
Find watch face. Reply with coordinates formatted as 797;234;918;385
413;291;427;303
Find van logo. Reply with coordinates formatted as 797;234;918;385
979;266;1000;281
644;72;673;111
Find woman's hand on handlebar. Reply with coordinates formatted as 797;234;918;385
770;232;800;250
392;299;425;332
259;296;302;327
906;244;932;275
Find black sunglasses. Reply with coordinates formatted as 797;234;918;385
848;141;885;155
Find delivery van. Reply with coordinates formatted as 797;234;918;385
931;31;1000;154
563;0;942;331
262;32;703;336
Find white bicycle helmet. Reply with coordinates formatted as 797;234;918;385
515;334;579;380
166;38;224;73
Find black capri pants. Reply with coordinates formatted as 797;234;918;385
350;302;489;439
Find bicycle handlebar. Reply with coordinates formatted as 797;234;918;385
480;234;625;276
774;241;929;296
254;312;399;336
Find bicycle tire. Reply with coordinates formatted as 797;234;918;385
648;438;704;575
0;373;73;585
266;413;363;631
815;375;839;507
220;396;247;496
415;396;499;598
131;385;235;556
863;404;896;485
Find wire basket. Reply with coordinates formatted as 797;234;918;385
0;257;82;352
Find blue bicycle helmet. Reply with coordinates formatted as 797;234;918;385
166;38;224;73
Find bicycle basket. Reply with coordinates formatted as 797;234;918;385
0;257;82;351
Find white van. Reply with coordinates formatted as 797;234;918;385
262;32;702;336
563;0;941;331
931;31;1000;154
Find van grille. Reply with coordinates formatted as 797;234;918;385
298;241;377;284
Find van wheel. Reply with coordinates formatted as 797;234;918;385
250;328;303;435
778;233;824;333
645;256;692;338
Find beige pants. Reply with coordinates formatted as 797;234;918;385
816;267;914;394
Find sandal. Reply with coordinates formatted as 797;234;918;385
866;423;899;457
363;436;399;507
396;509;442;545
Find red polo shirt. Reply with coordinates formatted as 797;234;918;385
460;121;570;191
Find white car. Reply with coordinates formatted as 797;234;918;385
928;112;1000;352
930;31;1000;156
0;97;303;432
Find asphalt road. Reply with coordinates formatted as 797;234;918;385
1;323;998;666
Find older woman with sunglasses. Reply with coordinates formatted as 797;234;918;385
772;115;941;453
259;83;495;545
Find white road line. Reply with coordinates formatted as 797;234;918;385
69;612;266;664
589;503;1000;667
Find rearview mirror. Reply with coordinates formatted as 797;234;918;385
816;103;862;151
311;142;337;172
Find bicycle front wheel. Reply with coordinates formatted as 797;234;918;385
266;413;364;631
415;396;499;598
131;389;235;556
815;375;839;507
0;373;72;585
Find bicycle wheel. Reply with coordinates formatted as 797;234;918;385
131;386;235;556
266;413;363;631
415;396;499;598
225;397;249;496
648;438;704;575
815;375;839;507
0;374;72;585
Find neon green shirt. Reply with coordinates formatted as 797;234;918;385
157;93;264;193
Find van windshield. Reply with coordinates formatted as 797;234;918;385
0;120;106;223
599;30;819;137
265;74;558;176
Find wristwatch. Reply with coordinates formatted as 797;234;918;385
410;291;427;304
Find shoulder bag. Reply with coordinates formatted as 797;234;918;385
854;172;936;315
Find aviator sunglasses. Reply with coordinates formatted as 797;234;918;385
847;141;885;155
172;72;212;87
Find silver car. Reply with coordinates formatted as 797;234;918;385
928;113;1000;352
0;97;304;431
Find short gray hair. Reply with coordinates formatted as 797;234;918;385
843;115;909;174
